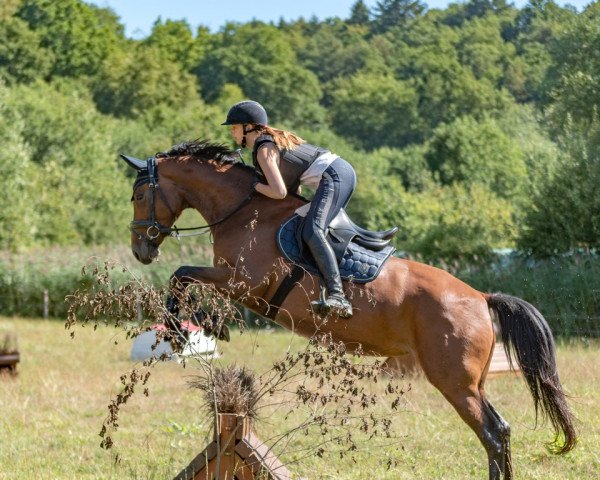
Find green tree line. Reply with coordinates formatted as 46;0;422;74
1;0;599;259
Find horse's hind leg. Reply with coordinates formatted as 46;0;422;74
416;321;511;478
435;384;511;480
413;292;513;478
484;397;512;479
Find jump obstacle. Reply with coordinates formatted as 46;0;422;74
174;413;295;480
0;352;19;376
382;342;521;377
130;321;218;362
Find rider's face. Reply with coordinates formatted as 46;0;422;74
230;124;243;145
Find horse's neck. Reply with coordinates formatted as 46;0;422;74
163;157;306;254
166;159;251;226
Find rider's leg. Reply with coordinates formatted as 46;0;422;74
302;158;356;317
303;222;351;313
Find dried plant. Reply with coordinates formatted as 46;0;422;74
188;365;259;421
65;260;246;449
250;333;409;468
65;259;409;472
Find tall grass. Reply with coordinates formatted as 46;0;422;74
0;242;211;318
1;318;598;479
453;252;600;337
2;244;599;337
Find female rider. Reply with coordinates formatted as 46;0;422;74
223;100;355;318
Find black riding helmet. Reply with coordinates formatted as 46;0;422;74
222;100;269;148
222;100;268;126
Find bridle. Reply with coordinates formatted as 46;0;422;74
130;157;255;242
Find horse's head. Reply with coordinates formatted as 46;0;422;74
121;141;253;264
122;154;183;264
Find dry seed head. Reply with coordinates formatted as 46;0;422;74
188;365;259;420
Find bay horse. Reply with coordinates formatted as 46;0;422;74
124;141;576;480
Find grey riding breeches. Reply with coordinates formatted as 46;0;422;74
301;157;356;254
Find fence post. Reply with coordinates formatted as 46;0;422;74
136;292;143;322
43;289;49;319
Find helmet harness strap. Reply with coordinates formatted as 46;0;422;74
242;124;261;148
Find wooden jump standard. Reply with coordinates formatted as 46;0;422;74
174;413;294;480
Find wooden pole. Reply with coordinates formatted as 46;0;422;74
43;289;49;319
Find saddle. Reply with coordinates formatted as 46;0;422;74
276;205;397;284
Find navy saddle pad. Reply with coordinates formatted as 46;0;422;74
276;214;395;284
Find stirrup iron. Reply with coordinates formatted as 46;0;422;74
310;282;353;319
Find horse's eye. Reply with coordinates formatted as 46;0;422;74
135;193;144;201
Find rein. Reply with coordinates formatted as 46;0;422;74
130;157;255;242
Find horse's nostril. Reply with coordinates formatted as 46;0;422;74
133;251;140;262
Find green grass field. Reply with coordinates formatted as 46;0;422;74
1;317;599;479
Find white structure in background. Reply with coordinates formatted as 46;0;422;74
130;321;218;361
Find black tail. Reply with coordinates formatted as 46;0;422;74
487;293;577;454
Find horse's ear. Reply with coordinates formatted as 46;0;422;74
120;154;147;171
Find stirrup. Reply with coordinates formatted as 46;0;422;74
311;291;353;319
326;293;353;318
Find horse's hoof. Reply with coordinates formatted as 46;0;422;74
195;311;230;342
217;325;231;342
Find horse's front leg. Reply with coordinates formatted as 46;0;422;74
165;265;232;343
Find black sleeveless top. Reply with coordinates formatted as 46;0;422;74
252;134;328;191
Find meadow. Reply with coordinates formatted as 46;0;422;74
1;317;598;479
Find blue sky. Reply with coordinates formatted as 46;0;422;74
87;0;591;38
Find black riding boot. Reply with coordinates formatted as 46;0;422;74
308;237;353;318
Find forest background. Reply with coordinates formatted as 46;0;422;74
1;0;599;334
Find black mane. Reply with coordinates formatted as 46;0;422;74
156;140;238;165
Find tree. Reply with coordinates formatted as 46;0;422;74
93;45;200;118
403;183;516;259
518;4;600;254
143;19;204;71
386;13;512;136
329;72;421;149
6;80;131;245
464;0;511;20
17;0;126;78
414;56;510;137
0;81;37;250
495;103;561;202
503;0;576;102
371;0;427;34
0;16;53;84
457;15;517;86
0;0;21;19
382;144;433;192
196;22;325;127
425;115;527;199
519;122;600;255
348;143;515;260
348;0;371;25
544;2;600;132
294;22;384;86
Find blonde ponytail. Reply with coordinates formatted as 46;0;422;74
257;125;305;150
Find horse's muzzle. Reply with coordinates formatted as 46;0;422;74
132;239;159;264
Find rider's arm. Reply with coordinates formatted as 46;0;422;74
255;143;287;199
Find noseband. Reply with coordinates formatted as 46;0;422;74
130;157;255;242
